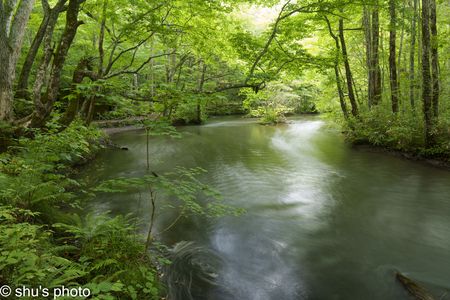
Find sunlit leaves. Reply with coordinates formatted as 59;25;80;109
94;166;243;219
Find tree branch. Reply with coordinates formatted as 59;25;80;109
206;82;265;94
104;31;155;75
246;0;291;83
104;51;176;79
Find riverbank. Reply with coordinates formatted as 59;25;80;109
102;125;142;135
339;111;450;171
97;114;450;171
0;122;164;299
352;143;450;170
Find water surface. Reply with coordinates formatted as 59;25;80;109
82;116;450;299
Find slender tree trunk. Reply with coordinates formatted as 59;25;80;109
165;50;177;83
389;0;400;113
84;0;107;126
98;0;107;77
149;39;155;113
421;0;434;146
417;0;423;93
196;61;207;124
325;17;348;119
85;96;96;125
409;0;418;109
145;188;157;252
351;74;361;106
364;3;382;108
163;50;177;116
339;17;358;117
429;0;439;118
363;6;373;108
0;0;35;121
380;28;387;96
398;0;407;112
335;67;349;119
397;0;407;70
372;2;382;105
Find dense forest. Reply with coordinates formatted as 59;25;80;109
0;0;449;299
0;0;449;148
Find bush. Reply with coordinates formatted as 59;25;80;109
344;106;450;161
0;121;103;214
0;206;163;299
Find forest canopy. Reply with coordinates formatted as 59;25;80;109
0;0;448;150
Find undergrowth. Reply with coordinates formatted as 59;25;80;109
0;121;164;299
344;106;450;162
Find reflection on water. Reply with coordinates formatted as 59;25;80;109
82;116;450;300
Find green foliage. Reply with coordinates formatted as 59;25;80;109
141;119;181;138
0;205;163;299
0;121;16;151
171;98;206;125
345;106;450;161
241;77;321;125
54;214;163;299
345;106;424;149
0;205;85;288
0;121;102;213
95;167;243;218
0;122;164;299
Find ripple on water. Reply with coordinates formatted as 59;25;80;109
84;116;450;300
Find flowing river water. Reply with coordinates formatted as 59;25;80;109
82;116;450;299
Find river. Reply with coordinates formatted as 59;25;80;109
81;116;450;300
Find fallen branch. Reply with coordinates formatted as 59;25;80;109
396;272;435;300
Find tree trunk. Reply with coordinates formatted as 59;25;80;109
325;17;348;119
0;0;35;121
363;6;373;108
165;50;177;83
417;0;423;92
0;48;15;121
196;61;207;124
15;2;51;100
409;0;418;109
339;17;358;117
98;0;107;77
397;0;407;71
364;3;382;108
429;0;439;118
85;96;96;125
389;0;399;113
371;3;382;106
421;0;434;146
83;0;107;126
16;0;67;100
30;0;82;128
59;58;96;127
